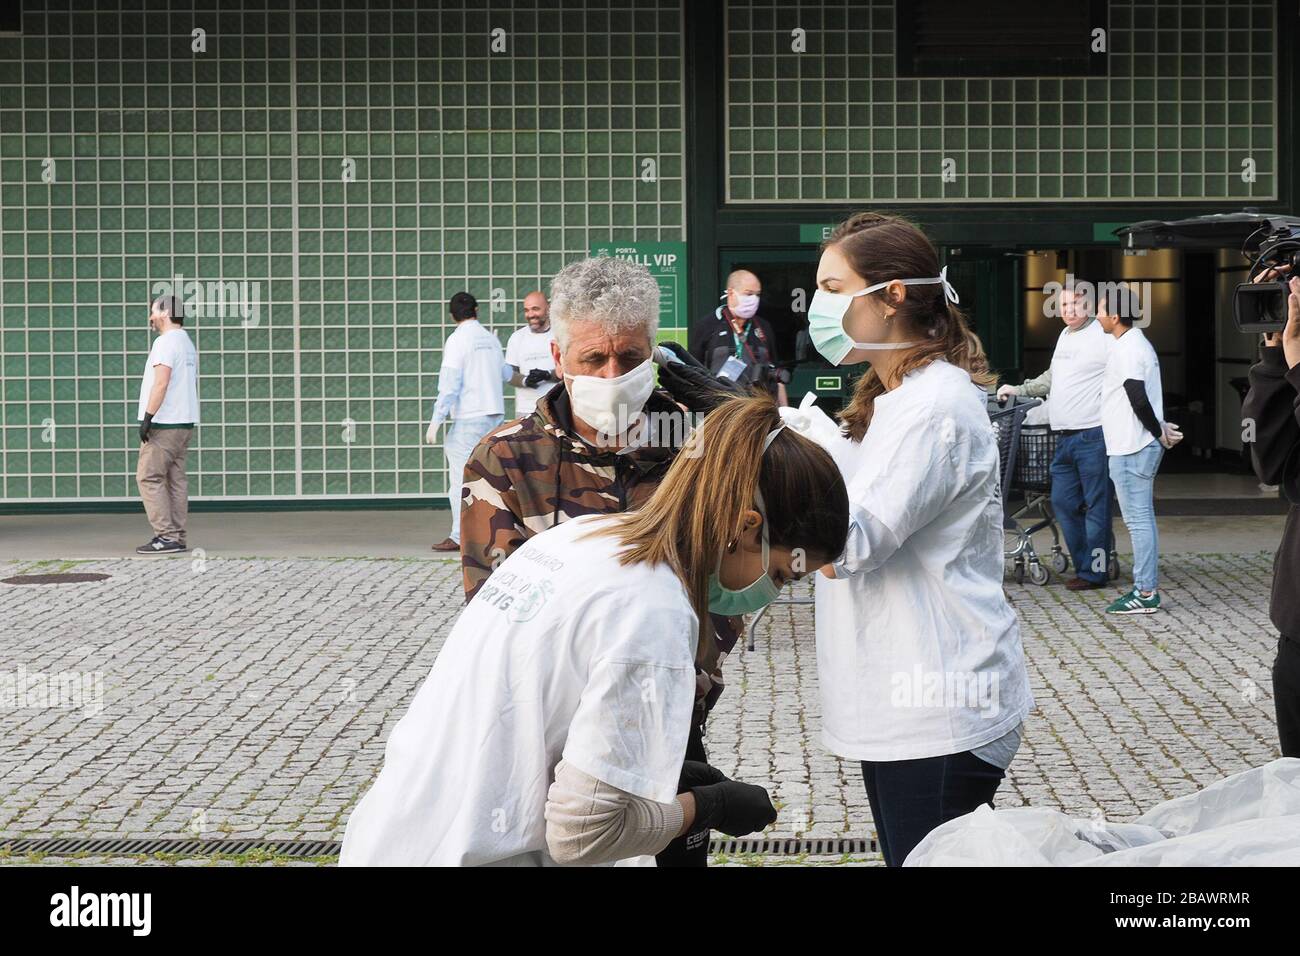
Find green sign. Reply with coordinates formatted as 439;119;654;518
799;223;837;244
590;240;688;330
1092;222;1129;244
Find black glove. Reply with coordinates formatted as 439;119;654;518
689;778;778;837
677;760;726;794
657;347;745;414
524;367;555;389
139;413;154;443
657;339;706;370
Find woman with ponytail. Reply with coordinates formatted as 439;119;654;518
782;211;1034;866
341;395;849;866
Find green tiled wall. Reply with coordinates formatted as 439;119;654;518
0;0;684;503
725;0;1278;202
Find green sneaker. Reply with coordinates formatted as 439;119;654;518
1106;588;1160;614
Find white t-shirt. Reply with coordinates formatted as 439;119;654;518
339;513;698;867
136;328;199;424
505;325;557;417
1045;318;1110;431
813;360;1034;761
440;319;506;419
1101;326;1164;456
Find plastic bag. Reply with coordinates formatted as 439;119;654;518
904;758;1300;866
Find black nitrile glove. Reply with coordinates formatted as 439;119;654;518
658;340;706;370
657;343;745;414
139;413;154;443
524;367;555;389
677;760;726;794
689;778;777;837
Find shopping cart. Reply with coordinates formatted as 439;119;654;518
990;396;1120;585
990;396;1058;585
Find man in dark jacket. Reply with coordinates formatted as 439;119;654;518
690;269;788;404
1241;273;1300;756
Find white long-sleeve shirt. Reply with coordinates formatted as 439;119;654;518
430;318;508;426
788;360;1034;762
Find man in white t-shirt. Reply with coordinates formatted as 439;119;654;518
997;287;1113;588
135;295;200;555
426;292;509;552
505;291;558;418
1097;298;1183;614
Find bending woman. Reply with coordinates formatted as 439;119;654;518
784;212;1034;866
341;395;850;866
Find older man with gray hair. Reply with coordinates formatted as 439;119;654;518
459;255;740;867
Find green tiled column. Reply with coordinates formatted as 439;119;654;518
0;0;685;504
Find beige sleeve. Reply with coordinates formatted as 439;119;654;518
544;759;686;866
1017;367;1052;398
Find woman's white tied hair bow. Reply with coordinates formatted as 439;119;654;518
938;265;960;304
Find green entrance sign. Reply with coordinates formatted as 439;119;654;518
590;240;688;332
799;223;837;244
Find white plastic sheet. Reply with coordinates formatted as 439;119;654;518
904;758;1300;866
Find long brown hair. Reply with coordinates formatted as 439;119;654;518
586;394;849;667
825;212;995;441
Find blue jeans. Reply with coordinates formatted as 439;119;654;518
1109;441;1165;593
1050;427;1112;582
444;414;503;543
861;751;1006;867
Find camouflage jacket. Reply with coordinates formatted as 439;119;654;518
460;383;684;601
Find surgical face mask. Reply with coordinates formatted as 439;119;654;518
564;358;655;439
806;267;960;366
731;293;760;320
708;493;781;615
707;432;786;615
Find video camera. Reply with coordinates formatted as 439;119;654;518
1234;222;1300;334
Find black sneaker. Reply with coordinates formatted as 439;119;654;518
135;536;186;555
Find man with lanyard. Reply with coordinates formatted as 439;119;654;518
689;269;788;405
997;286;1113;589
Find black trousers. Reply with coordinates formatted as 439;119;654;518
654;720;709;867
861;749;1006;867
1275;634;1300;758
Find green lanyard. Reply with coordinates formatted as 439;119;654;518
732;319;748;359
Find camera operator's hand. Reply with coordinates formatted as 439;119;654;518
1283;277;1300;370
1255;266;1297;363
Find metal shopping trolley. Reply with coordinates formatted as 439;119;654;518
990;397;1056;585
991;396;1119;585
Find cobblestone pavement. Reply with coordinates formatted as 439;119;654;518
0;550;1283;863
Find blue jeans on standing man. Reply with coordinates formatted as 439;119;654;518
1109;440;1165;593
1050;426;1112;583
444;413;504;544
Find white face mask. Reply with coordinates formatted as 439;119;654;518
806;267;960;366
727;292;760;319
565;358;655;441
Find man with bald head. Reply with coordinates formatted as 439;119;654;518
689;269;787;404
505;290;557;418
